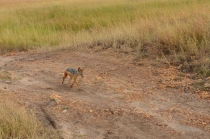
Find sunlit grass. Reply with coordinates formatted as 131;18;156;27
0;0;210;74
0;0;208;52
0;101;52;139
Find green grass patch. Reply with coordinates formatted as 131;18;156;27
0;0;210;75
0;0;209;52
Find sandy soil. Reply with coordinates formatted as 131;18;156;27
0;49;209;139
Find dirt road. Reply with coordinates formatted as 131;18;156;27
0;49;209;139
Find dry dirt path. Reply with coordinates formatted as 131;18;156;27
0;50;210;139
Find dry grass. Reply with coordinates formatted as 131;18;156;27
0;0;210;75
0;101;56;139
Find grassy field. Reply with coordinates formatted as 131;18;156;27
0;0;210;74
0;101;56;139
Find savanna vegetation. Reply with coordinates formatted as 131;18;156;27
0;101;56;139
1;0;210;75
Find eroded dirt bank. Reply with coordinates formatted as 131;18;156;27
0;50;209;139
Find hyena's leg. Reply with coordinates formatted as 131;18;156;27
62;71;68;84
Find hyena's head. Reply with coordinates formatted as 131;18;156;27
78;67;84;77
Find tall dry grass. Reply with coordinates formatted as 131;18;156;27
0;101;57;139
0;0;210;74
